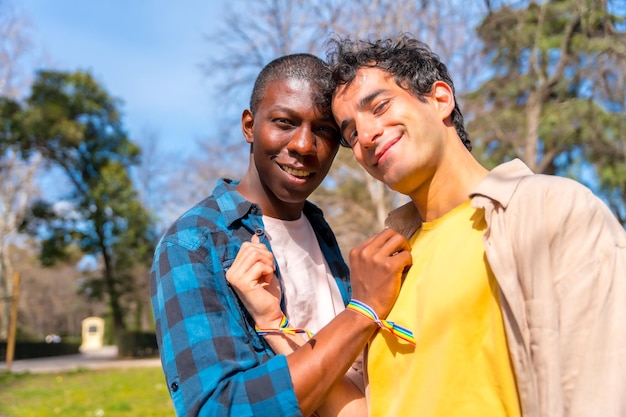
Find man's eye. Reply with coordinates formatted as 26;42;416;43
374;101;388;114
319;126;338;135
275;118;293;126
339;136;351;148
341;130;357;148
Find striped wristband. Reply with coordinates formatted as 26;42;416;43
255;315;314;339
346;299;416;346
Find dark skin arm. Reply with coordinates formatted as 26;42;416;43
227;228;411;416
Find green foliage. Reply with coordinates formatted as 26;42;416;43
9;70;157;331
0;368;173;417
466;0;626;222
0;97;26;155
22;70;140;195
18;201;69;265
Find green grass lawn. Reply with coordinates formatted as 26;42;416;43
0;367;174;417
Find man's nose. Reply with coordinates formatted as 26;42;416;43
356;116;382;147
287;126;316;154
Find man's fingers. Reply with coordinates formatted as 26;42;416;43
379;229;411;257
352;228;411;260
245;263;276;285
349;228;413;317
237;240;274;268
226;238;275;287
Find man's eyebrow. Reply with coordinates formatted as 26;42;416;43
339;89;387;136
269;105;295;115
358;89;386;111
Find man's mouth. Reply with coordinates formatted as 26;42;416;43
280;165;313;178
373;136;400;166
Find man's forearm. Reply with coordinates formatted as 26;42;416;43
284;309;376;416
260;311;371;416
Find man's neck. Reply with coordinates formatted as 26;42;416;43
236;170;305;221
411;152;488;222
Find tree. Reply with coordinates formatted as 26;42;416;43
0;0;39;340
0;0;32;98
16;70;157;336
466;0;626;223
0;145;40;340
9;239;99;340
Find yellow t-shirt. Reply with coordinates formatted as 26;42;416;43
367;200;520;417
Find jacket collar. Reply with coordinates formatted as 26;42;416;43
469;158;534;208
214;178;323;228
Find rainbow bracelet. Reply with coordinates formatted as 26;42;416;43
347;299;416;346
255;315;314;339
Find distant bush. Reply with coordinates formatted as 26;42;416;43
116;331;158;358
0;341;81;360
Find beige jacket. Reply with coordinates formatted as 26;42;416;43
385;159;626;417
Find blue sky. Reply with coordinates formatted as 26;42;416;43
18;0;224;155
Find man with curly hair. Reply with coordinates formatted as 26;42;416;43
327;34;626;417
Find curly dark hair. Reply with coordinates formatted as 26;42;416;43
250;53;336;122
326;34;471;151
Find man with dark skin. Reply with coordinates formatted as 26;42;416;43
151;53;412;417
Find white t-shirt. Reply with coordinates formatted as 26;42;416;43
262;215;345;334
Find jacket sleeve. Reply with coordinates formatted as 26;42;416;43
518;177;626;417
150;238;302;417
548;183;626;417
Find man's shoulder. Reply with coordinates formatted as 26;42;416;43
158;194;225;251
490;158;589;191
166;178;250;228
158;179;245;248
515;169;594;199
474;158;592;207
171;196;222;230
489;164;605;229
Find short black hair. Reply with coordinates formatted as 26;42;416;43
326;34;471;151
250;53;336;120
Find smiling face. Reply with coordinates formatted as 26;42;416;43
332;67;453;196
240;77;340;219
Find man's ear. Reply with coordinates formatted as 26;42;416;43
241;109;254;144
431;81;455;120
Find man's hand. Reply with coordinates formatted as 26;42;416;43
349;228;412;319
226;234;283;328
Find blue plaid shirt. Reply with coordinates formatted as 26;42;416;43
151;178;351;417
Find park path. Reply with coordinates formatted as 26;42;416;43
0;346;161;374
